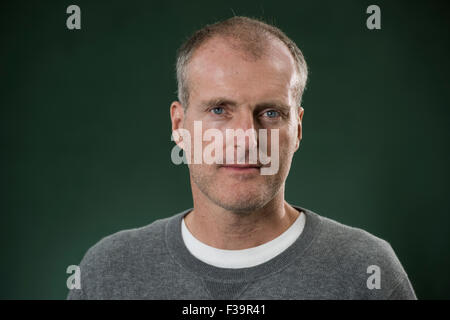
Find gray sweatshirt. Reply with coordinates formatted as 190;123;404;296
67;205;417;299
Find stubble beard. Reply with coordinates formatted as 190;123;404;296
189;163;287;215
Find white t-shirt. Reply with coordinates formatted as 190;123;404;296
181;211;306;269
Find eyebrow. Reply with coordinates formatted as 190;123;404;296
198;97;292;113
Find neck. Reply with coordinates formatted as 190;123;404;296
184;184;300;250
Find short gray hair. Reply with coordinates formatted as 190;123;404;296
175;16;308;108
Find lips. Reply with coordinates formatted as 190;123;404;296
220;164;261;169
219;164;262;175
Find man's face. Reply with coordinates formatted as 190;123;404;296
173;36;304;213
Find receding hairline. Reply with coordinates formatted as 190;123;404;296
185;35;302;101
176;16;308;108
190;35;270;63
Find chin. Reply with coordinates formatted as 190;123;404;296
215;200;266;214
210;188;272;214
191;166;284;213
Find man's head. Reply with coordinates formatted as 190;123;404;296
170;16;308;213
176;16;308;109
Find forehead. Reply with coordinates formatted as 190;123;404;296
187;36;298;105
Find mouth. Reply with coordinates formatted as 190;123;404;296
219;164;262;173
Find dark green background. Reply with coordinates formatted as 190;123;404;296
1;0;449;299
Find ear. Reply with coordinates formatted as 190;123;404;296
295;106;304;152
170;101;185;147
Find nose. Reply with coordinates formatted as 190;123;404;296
225;108;258;158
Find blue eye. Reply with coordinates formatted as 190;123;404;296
211;107;224;115
265;110;280;118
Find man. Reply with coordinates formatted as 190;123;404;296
68;16;416;299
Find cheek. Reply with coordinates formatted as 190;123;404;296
274;129;297;152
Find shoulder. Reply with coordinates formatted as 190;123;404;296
81;215;174;267
318;214;395;259
313;212;403;275
67;214;178;299
300;207;416;299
